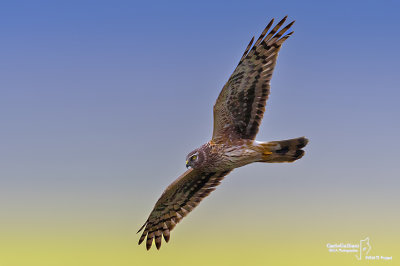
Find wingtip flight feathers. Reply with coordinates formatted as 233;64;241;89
137;221;147;234
238;16;294;67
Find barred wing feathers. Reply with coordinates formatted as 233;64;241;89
212;17;294;143
137;169;231;250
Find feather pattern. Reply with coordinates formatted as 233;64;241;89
212;16;294;143
138;169;231;250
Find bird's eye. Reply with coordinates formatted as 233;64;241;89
191;155;197;161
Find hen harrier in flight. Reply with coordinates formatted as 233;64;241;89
138;16;308;250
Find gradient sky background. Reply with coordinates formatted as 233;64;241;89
1;0;399;265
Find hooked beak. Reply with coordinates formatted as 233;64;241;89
185;160;189;168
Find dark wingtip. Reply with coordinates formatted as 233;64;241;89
286;20;295;28
137;221;147;234
163;234;170;243
146;241;152;250
138;232;146;245
278;16;288;24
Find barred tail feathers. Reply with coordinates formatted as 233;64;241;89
258;137;308;163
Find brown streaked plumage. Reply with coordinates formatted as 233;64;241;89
138;169;231;250
138;16;309;250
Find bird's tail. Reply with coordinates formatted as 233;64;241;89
257;137;308;163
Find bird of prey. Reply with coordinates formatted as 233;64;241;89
138;16;308;250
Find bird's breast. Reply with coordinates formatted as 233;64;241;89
206;141;258;170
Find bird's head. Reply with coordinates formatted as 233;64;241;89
185;148;205;169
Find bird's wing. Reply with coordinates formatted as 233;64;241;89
137;168;232;250
212;17;294;143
